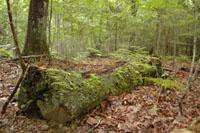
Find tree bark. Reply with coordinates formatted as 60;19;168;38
23;0;50;56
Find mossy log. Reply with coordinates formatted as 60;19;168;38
18;61;161;123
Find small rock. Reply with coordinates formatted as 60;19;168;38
0;119;8;127
0;98;7;111
87;117;97;125
41;125;49;131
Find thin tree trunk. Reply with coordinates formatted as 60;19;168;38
2;0;27;114
173;26;178;77
48;0;53;52
114;20;118;51
156;14;161;56
192;58;200;80
6;0;25;71
187;0;198;89
165;27;170;55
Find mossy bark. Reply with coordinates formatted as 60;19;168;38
18;61;160;123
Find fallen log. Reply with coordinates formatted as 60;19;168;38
18;59;162;123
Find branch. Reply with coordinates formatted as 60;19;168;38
0;55;47;63
1;65;29;114
1;0;28;114
6;0;26;71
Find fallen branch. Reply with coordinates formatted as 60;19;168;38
1;0;27;114
86;119;102;133
0;55;48;63
178;91;188;116
163;68;173;72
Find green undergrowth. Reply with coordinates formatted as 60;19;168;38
163;55;191;63
87;48;102;57
144;77;185;90
0;48;11;58
111;48;150;62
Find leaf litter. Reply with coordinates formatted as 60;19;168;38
0;59;199;133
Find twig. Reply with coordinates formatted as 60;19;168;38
1;65;29;114
178;91;188;116
163;68;173;72
86;119;102;133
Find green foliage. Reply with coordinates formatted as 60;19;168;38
111;49;133;60
128;46;148;55
163;55;191;63
110;48;157;67
0;0;198;58
144;77;184;90
177;55;191;63
0;48;11;58
87;48;102;57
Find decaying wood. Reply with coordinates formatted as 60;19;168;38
18;59;161;123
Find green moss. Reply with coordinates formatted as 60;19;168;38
144;77;184;90
18;54;162;123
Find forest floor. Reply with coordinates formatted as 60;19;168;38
0;58;199;133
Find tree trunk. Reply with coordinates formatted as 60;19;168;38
23;0;50;56
48;0;53;52
187;0;198;89
155;11;162;56
114;21;119;51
